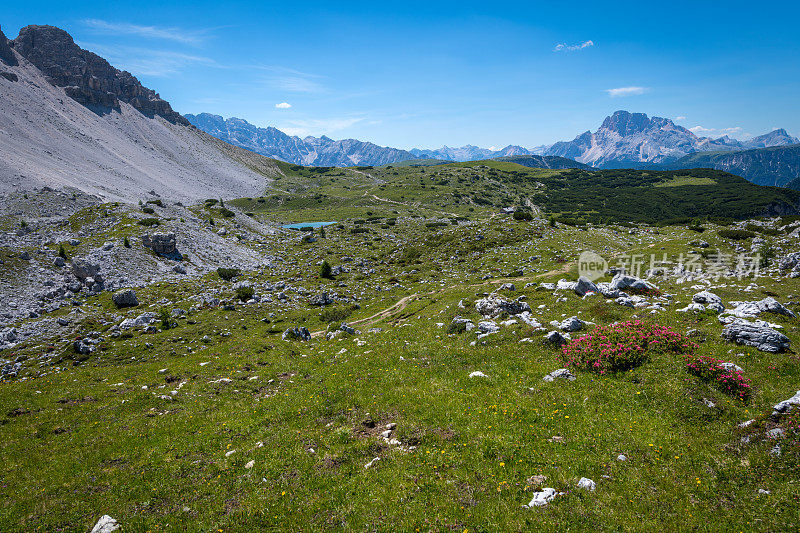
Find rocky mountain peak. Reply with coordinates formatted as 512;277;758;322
600;110;654;135
0;24;17;66
11;25;188;125
599;110;690;138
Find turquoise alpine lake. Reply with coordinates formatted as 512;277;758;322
282;221;337;230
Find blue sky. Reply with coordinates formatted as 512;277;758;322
4;1;800;149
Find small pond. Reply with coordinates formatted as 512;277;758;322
281;221;337;230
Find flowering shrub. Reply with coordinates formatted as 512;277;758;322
560;320;696;374
626;286;663;297
684;354;752;400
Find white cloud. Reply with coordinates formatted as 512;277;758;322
689;125;743;137
675;116;686;120
605;86;649;97
553;40;594;52
79;42;218;77
83;19;204;45
252;66;326;94
275;102;292;109
270;76;324;93
279;117;365;137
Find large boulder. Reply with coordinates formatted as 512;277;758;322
558;316;584;332
72;259;100;281
142;233;177;255
778;251;800;277
610;273;656;293
475;294;531;318
112;289;138;308
773;391;800;417
282;326;311;341
309;292;334;306
574;276;598;297
727;297;795;319
721;321;790;353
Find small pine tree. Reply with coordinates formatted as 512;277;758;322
209;217;215;226
319;226;326;239
549;215;557;227
123;236;131;248
159;308;172;330
320;260;333;279
58;243;68;260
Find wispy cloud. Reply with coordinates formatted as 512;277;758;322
83;19;207;45
675;116;686;120
553;40;594;52
606;86;649;97
689;125;743;137
275;102;292;109
79;42;219;77
279;117;365;137
252;65;327;94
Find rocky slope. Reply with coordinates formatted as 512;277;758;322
545;110;799;168
185;113;416;167
0;25;283;202
667;144;800;188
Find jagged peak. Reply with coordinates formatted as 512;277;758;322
10;25;188;125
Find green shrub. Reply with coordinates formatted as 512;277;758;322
319;305;357;324
138;218;160;227
236;286;255;301
447;321;468;334
745;223;780;236
146;199;164;207
688;219;706;233
58;244;68;260
320;260;333;279
718;229;755;240
217;267;240;281
123;236;130;248
513;211;533;221
220;207;235;218
159;308;172;330
142;207;155;214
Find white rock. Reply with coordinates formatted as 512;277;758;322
364;457;380;469
526;488;559;507
577;477;596;491
90;515;120;533
469;371;488;378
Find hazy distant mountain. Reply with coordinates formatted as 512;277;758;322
493;155;592;170
0;25;281;201
185;113;415;167
545;110;798;168
409;145;497;161
667;144;800;188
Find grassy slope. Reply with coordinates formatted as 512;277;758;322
1;208;799;531
230;162;800;226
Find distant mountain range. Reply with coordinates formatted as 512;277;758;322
546;110;799;167
185;113;416;167
188;110;800;186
